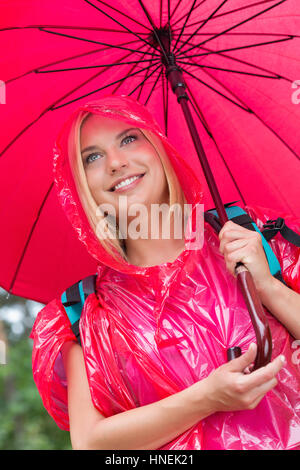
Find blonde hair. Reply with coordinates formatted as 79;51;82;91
68;110;187;264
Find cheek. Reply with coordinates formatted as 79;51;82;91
151;158;168;189
145;151;165;177
86;171;106;202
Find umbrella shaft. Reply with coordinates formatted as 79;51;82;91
181;99;228;225
165;63;228;225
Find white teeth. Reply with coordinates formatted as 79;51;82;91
113;175;141;191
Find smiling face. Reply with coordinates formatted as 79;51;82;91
80;113;169;222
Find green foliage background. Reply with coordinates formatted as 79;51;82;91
0;289;72;450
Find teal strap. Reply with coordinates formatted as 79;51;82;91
61;280;85;326
209;205;282;277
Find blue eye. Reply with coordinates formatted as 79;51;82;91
122;134;137;145
85;153;102;164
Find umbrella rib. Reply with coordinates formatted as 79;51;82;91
177;59;280;80
109;52;147;95
5;45;104;83
138;67;163;102
166;72;169;137
175;0;228;56
167;0;172;49
172;29;299;39
118;65;162;107
7;181;55;295
186;82;247;205
0;111;50;158
83;0;160;53
0;25;149;34
185;85;213;137
171;0;207;29
35;58;158;74
6;39;145;84
177;37;293;82
200;66;300;163
170;0;184;22
116;50;161;97
177;36;294;60
162;72;169;136
137;50;157;101
178;0;287;56
171;0;277;30
173;0;198;53
51;61;161;110
144;68;163;105
39;27;161;58
248;112;300;163
182;68;251;112
90;0;153;32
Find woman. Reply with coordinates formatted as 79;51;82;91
30;95;300;450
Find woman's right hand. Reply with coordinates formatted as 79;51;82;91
197;343;286;413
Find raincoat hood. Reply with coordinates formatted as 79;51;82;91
53;94;203;275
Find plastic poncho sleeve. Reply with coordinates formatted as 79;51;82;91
29;297;77;431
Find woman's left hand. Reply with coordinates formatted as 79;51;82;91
218;221;273;293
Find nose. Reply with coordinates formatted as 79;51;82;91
106;149;129;174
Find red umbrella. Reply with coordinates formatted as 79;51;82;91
1;1;299;324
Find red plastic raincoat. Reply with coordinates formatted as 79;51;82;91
30;95;300;450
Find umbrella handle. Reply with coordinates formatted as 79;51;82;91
229;262;272;370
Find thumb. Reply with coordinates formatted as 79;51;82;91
229;343;257;372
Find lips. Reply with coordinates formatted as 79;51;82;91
109;173;145;192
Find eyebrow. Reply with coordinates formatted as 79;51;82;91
81;127;140;155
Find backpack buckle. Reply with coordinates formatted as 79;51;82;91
263;217;285;232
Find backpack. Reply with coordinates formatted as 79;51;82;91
61;202;300;346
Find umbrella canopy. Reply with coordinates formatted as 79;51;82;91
1;0;300;304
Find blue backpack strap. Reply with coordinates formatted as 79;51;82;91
61;274;97;346
206;204;286;286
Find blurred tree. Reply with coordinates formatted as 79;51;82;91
0;289;72;450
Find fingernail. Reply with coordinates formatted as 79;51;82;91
280;355;286;364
